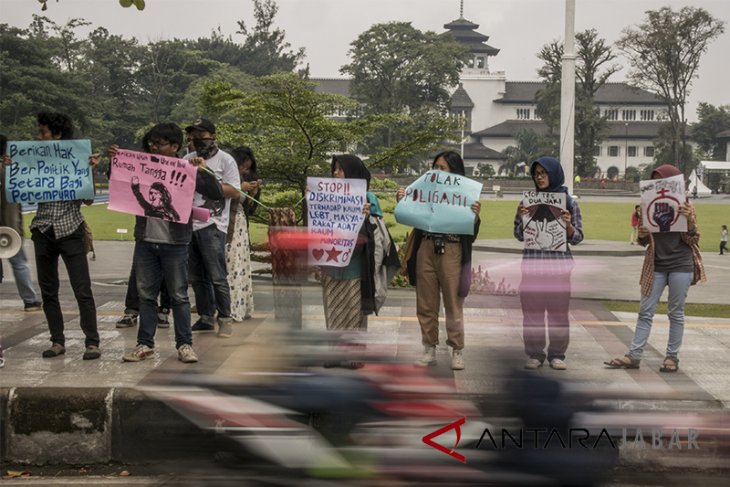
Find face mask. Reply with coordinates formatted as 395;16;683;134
192;138;218;159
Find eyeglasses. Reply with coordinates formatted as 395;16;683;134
149;140;171;148
533;170;548;178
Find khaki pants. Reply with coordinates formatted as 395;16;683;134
415;238;464;350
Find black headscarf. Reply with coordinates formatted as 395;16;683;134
332;154;371;190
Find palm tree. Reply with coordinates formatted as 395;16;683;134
499;129;542;176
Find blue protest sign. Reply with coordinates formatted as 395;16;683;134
394;170;482;235
4;139;95;203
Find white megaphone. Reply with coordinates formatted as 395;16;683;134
0;226;22;259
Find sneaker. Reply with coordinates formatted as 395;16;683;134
191;317;215;332
116;314;138;328
524;358;543;370
24;301;42;311
451;350;465;370
414;346;437;367
0;347;5;368
217;318;233;338
82;345;101;361
42;343;65;358
122;344;154;362
157;311;170;329
177;344;199;363
549;358;567;370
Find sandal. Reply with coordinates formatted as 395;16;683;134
659;356;679;373
603;355;640;369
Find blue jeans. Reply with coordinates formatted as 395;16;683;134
135;241;191;349
189;225;231;320
9;246;39;304
629;271;693;361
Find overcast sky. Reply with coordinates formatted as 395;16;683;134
1;0;728;121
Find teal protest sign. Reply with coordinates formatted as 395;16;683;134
394;170;482;235
4;139;95;203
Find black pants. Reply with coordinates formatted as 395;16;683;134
520;272;571;362
721;241;727;255
31;225;99;347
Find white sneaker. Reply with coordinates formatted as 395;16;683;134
123;344;154;362
415;346;437;367
177;344;199;363
549;358;567;370
451;350;465;370
524;358;543;370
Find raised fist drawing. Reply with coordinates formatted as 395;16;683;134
653;202;674;232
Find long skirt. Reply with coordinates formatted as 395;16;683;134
322;274;366;330
226;210;254;321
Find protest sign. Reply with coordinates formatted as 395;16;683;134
640;174;687;233
306;177;367;267
4;139;95;203
521;191;567;252
394;170;482;235
108;149;197;224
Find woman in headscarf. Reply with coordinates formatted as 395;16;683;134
514;156;583;371
321;154;379;330
605;164;705;373
226;146;261;321
396;151;481;371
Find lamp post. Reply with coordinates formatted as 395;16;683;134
624;122;629;177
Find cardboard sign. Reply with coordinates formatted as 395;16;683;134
394;170;482;235
521;191;567;252
4;140;95;203
306;177;367;268
640;174;687;233
108;149;197;224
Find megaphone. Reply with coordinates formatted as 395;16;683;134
0;226;22;259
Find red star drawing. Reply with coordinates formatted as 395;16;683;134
325;246;342;262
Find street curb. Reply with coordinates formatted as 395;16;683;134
472;244;646;257
0;387;216;466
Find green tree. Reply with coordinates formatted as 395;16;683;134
691;103;730;161
536;29;619;178
341;22;468;114
618;6;725;174
500;129;543;176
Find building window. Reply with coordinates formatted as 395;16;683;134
476;57;485;69
605;109;618;121
628;146;637;157
516;108;530;120
593;146;601;156
644;146;655;157
640;109;655;121
608;146;620;157
622;110;636;121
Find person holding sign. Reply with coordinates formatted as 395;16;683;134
320;154;380;331
397;151;481;371
605;164;706;373
514;157;583;371
1;113;101;360
119;123;223;364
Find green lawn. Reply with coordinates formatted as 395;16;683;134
601;300;730;318
22;198;727;253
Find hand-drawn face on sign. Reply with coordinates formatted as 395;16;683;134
640;174;687;233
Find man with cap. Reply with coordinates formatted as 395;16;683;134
184;118;241;337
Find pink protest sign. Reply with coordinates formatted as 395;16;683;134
108;149;197;224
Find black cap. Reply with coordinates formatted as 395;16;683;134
185;117;216;134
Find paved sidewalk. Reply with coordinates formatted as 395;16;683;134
0;239;728;470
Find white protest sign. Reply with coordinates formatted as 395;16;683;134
521;191;567;252
306;177;367;268
640;174;687;233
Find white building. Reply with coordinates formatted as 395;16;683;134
314;12;668;178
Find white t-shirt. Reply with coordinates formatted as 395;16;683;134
185;149;240;233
